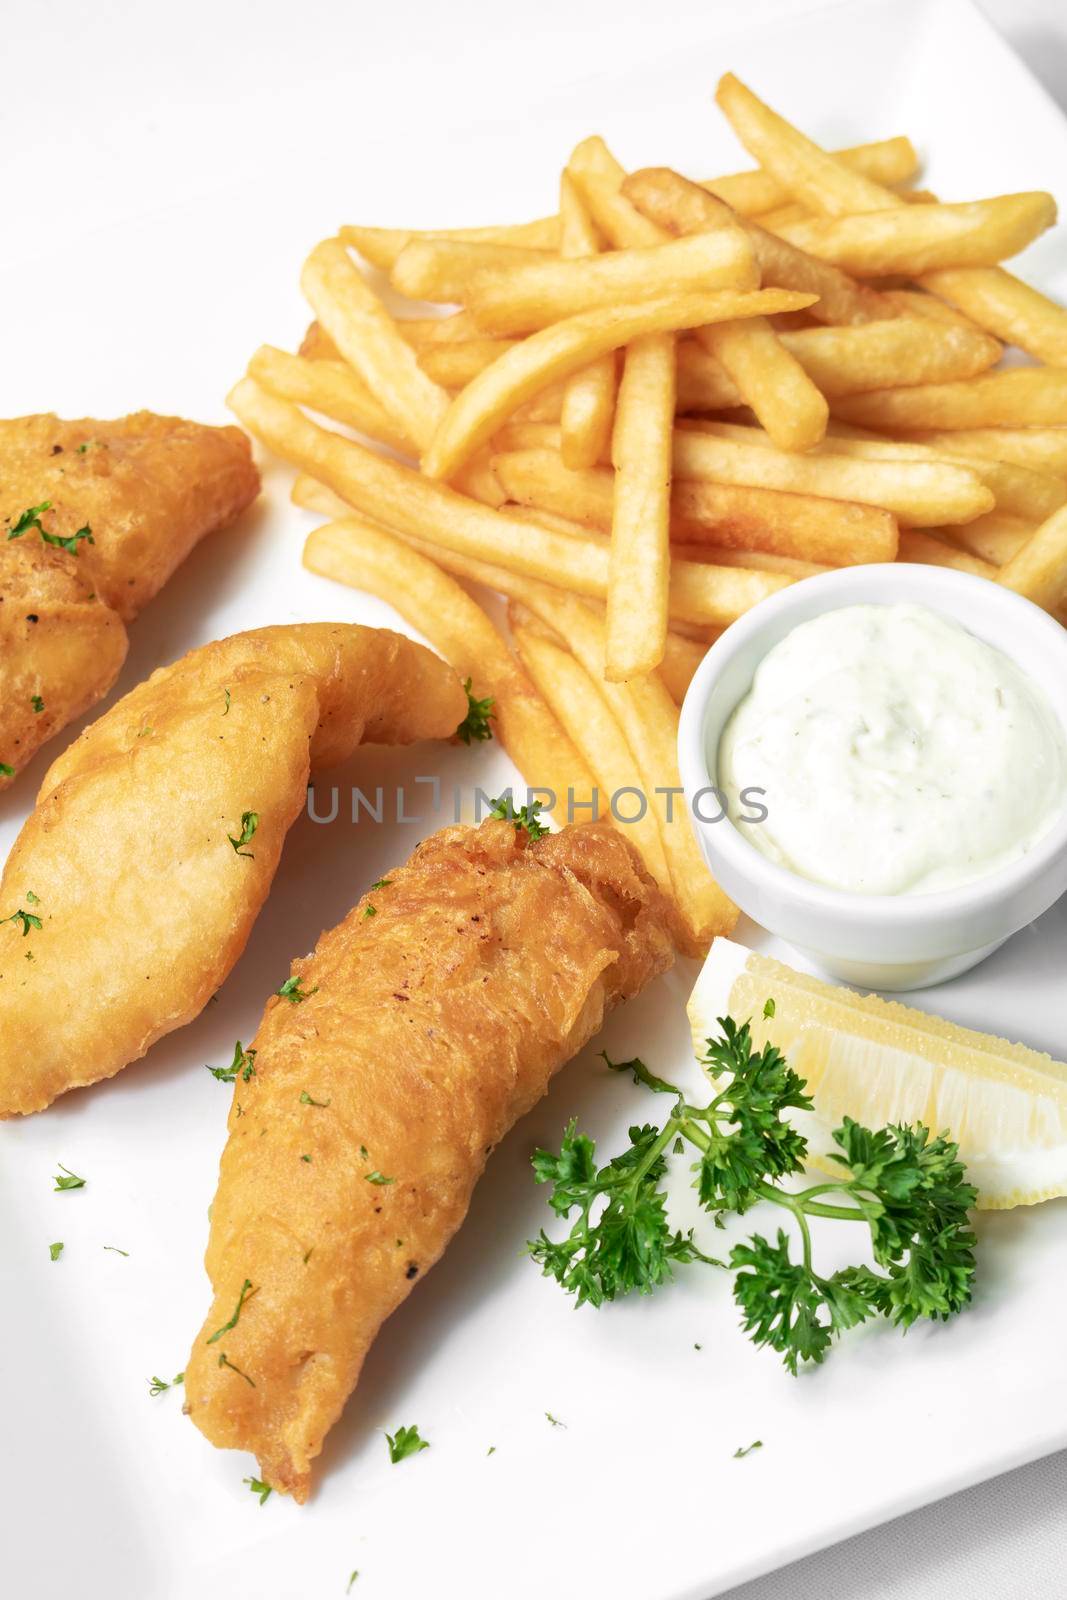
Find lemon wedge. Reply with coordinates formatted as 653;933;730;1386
688;938;1067;1209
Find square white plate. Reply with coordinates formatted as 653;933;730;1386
3;2;1067;1596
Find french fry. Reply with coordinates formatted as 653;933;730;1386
230;381;790;627
700;135;919;215
831;369;1067;430
813;427;1066;521
340;217;559;270
505;589;736;950
715;73;911;217
779;318;1001;394
672;429;993;525
416;340;518;387
777;195;1056;277
511;618;673;890
566;135;669;248
493;447;614;527
390;239;556;302
754;201;812;233
997;505;1067;610
302;517;596;821
715;73;1062;363
920;267;1067;367
395;311;486;344
558;171;617;471
695;316;828;451
465;229;760;335
300;238;449;452
248;347;417;455
897;530;997;579
493;443;898;564
656;633;708;704
423;286;815;480
607;332;675;679
671;477;896;563
938;512;1033;565
881;288;988;332
675;317;1001;409
893;427;1067;476
622;164;894;326
293;470;707;705
674;545;828;577
493;421;570;455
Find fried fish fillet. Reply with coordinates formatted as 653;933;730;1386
184;817;676;1501
0;623;465;1116
0;540;129;783
0;412;260;786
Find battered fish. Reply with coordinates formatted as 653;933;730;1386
0;623;465;1116
0;411;260;786
184;817;676;1500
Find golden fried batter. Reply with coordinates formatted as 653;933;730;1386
184;818;676;1501
0;624;465;1116
0;541;128;780
0;412;260;785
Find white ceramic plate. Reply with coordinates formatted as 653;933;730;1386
3;2;1067;1596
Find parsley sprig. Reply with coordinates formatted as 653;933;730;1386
386;1424;429;1463
206;1041;257;1083
6;501;94;554
456;679;495;745
528;1014;977;1374
488;794;549;839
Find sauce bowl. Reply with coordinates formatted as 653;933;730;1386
677;564;1067;990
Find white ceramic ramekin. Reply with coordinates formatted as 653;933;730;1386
677;564;1067;991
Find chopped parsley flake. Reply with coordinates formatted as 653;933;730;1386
31;696;44;714
365;1171;395;1186
207;1041;257;1083
228;810;258;858
276;975;318;1004
147;1372;184;1396
48;1241;64;1262
53;1164;86;1192
206;1278;257;1345
300;1091;331;1107
218;1352;255;1387
244;1475;272;1503
734;1440;763;1459
6;907;42;936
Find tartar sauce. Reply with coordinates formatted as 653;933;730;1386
717;603;1067;895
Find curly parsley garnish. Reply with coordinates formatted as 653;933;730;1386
528;1015;977;1374
276;975;318;1004
488;794;549;839
385;1424;429;1463
456;679;495;745
53;1164;86;1192
206;1278;258;1345
228;810;258;858
207;1041;257;1083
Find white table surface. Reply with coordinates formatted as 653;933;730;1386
3;1;1066;1595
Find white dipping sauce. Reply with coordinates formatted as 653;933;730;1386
717;603;1067;896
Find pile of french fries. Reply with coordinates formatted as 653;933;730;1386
229;72;1067;956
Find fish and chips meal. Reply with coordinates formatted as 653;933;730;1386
9;70;1067;1506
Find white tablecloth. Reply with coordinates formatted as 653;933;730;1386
4;1;1066;1594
